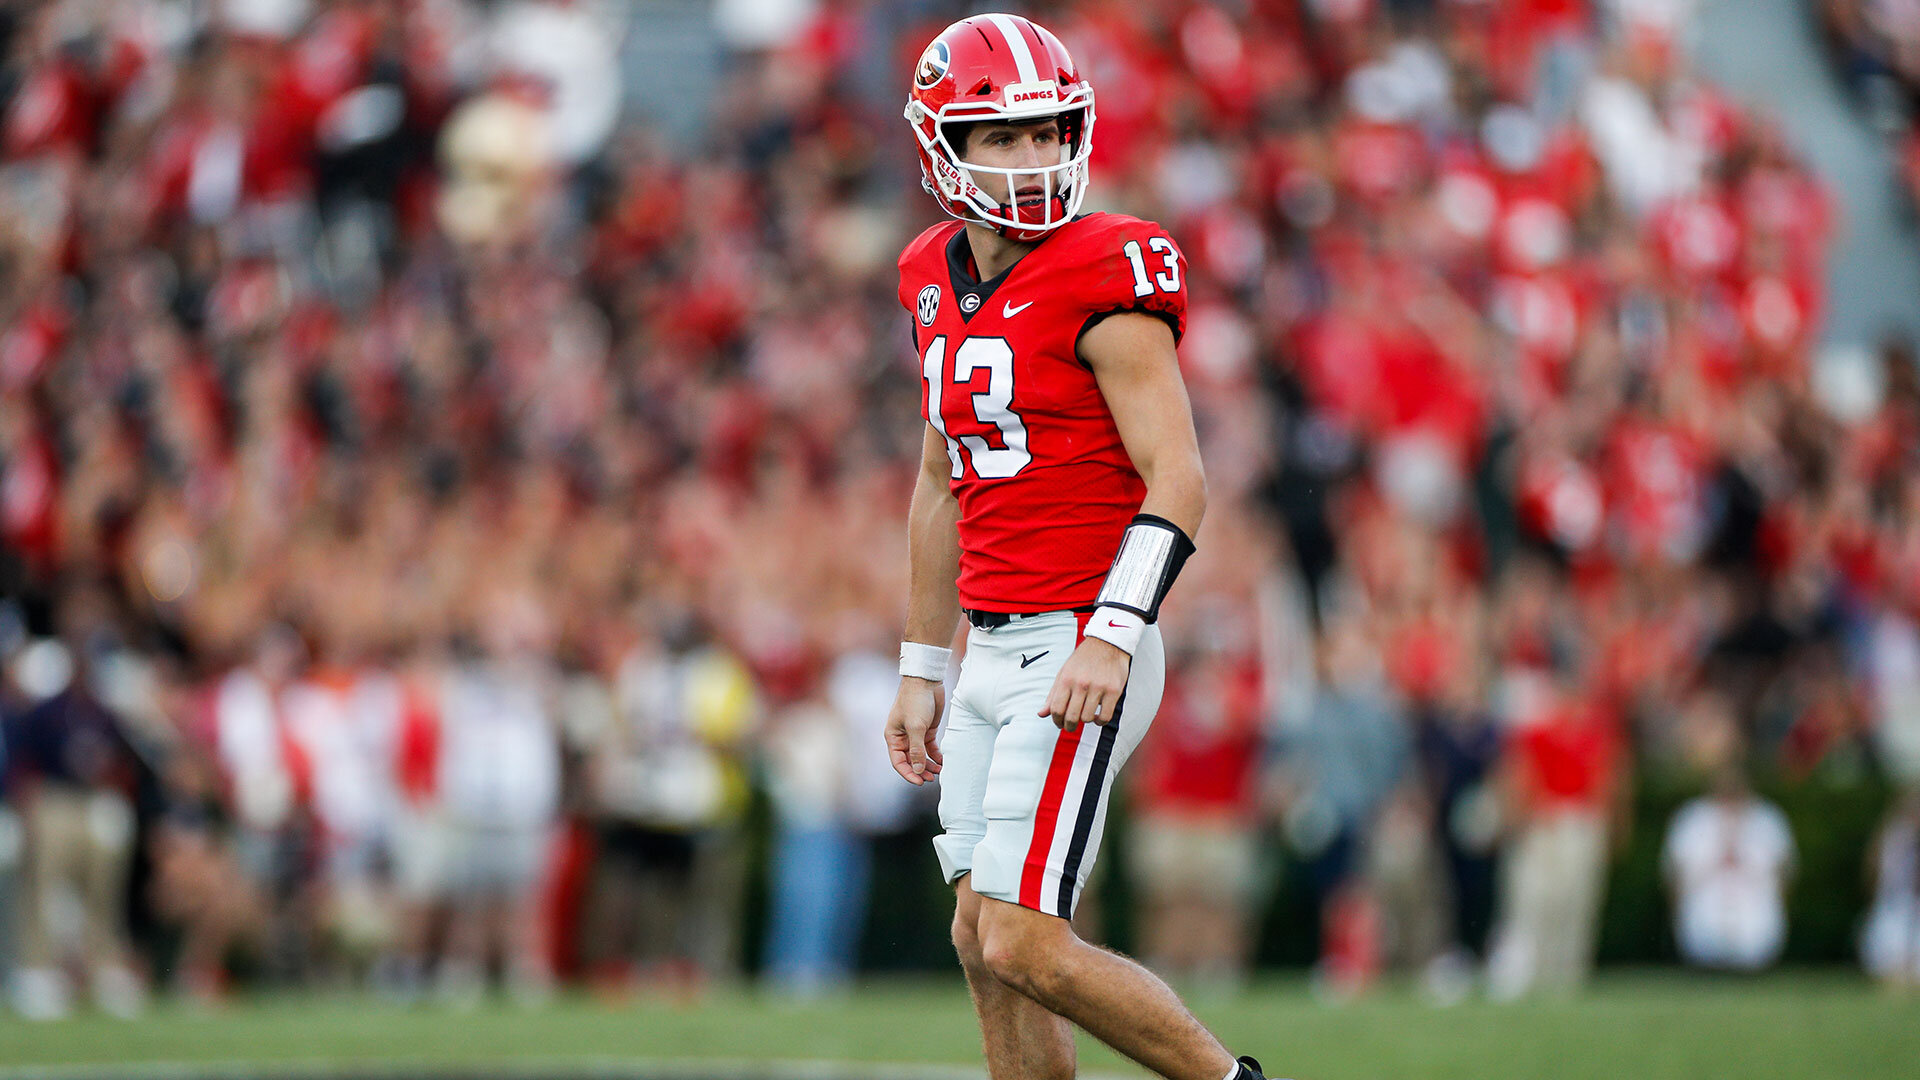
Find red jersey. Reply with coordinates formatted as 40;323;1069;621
897;212;1187;612
1133;658;1264;817
1517;705;1619;812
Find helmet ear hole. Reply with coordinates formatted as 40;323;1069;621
1060;110;1085;154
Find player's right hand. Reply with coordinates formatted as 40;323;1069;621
885;677;946;785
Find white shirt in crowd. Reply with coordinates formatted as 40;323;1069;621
1663;793;1795;970
280;671;402;856
764;650;921;834
1862;815;1920;983
213;668;296;832
437;660;560;831
1869;609;1920;784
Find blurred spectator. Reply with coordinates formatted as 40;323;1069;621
1366;774;1450;986
760;688;850;994
1862;787;1920;988
1127;621;1268;991
382;649;449;1001
4;592;145;1019
144;696;269;1003
1278;617;1411;999
1867;535;1920;784
761;641;917;995
485;0;622;166
208;623;317;983
1487;654;1626;1000
1662;765;1796;971
278;637;401;976
433;597;561;1005
582;617;756;991
1414;667;1507;991
1818;0;1920;212
0;653;16;991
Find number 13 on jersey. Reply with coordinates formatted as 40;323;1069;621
1124;236;1180;297
922;335;1031;480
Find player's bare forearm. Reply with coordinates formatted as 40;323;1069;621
905;427;963;649
1136;458;1206;542
887;425;962;785
1079;311;1206;538
1040;311;1206;731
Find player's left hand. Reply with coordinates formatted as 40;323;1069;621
1040;637;1130;730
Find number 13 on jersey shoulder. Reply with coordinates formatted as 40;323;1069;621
922;334;1031;480
1123;236;1180;297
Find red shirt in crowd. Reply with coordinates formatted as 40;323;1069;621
1132;657;1264;818
1516;699;1620;812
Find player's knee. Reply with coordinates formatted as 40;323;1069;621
979;910;1070;1002
951;909;986;971
982;936;1069;1003
978;926;1020;987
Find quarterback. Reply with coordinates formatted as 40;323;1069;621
883;14;1271;1080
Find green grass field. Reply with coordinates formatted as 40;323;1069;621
0;972;1915;1080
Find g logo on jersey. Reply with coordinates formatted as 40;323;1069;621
960;293;981;314
915;40;951;89
917;284;941;326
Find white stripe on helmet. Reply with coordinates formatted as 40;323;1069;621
984;13;1041;86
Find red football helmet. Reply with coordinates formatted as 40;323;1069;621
903;13;1095;241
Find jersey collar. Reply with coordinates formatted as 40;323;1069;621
945;226;1025;323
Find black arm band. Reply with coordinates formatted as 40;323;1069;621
1093;513;1197;623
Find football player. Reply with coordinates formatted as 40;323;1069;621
883;14;1271;1080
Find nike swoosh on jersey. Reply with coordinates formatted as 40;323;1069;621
1003;300;1035;317
1019;651;1049;668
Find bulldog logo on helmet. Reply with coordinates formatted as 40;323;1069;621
915;40;951;89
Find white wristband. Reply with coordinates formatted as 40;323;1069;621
899;641;952;682
1083;606;1146;656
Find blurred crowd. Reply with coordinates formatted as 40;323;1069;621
1819;0;1920;216
2;0;1920;1019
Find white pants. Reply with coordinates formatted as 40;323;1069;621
1487;809;1608;999
1675;880;1785;971
934;611;1164;920
1863;898;1920;981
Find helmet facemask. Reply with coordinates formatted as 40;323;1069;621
907;91;1096;242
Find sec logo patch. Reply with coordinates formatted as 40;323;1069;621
917;285;941;326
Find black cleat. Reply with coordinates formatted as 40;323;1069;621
1236;1056;1294;1080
